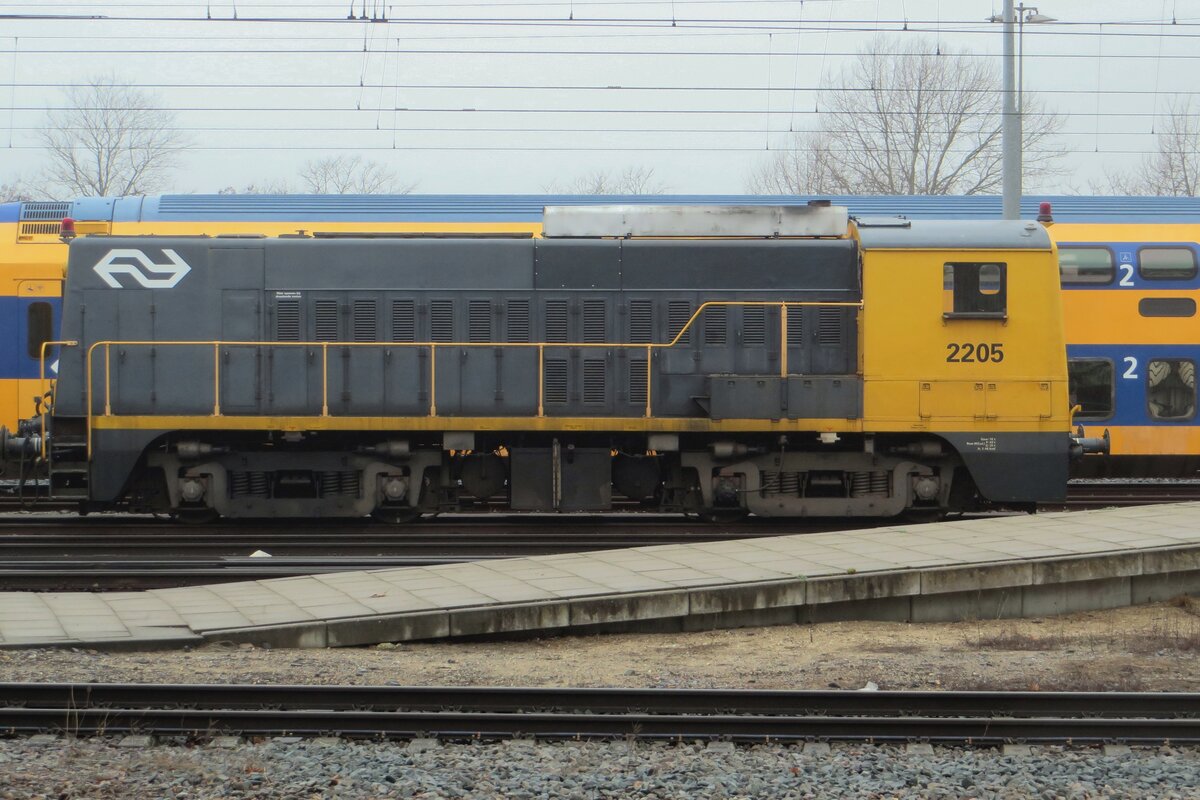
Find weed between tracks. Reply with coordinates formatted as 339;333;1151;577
967;595;1200;650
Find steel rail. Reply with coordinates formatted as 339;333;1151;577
1045;481;1200;510
2;684;1197;744
6;684;1198;718
0;516;857;534
0;534;796;554
3;707;1196;743
0;557;476;590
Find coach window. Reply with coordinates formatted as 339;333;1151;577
943;262;1006;320
1067;359;1114;421
26;302;54;360
1147;358;1196;420
1058;247;1113;284
1139;248;1197;281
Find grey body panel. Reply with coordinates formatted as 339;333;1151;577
57;235;862;420
940;431;1070;503
708;375;863;420
89;429;168;501
509;447;612;511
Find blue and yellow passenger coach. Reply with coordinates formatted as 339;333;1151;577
0;201;71;432
2;204;1075;519
1049;216;1200;476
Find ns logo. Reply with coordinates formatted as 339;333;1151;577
92;248;192;289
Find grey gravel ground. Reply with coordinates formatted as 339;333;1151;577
0;738;1196;799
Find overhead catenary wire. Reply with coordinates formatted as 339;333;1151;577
0;126;1170;138
6;44;1200;58
1;5;1195;189
0;143;1168;153
11;105;1200;119
7;13;1200;40
8;81;1200;95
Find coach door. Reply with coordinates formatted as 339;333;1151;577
14;280;61;426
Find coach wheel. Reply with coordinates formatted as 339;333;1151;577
371;506;423;524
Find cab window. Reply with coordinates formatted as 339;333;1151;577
943;263;1006;319
1067;359;1114;421
1147;358;1196;420
1058;247;1113;284
26;302;54;360
1139;248;1197;281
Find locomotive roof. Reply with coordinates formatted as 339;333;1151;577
856;219;1053;250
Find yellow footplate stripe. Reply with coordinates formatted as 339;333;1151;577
86;415;1064;435
88;415;864;434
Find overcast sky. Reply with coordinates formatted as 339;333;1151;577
2;0;1198;195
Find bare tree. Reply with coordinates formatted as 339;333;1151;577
546;166;668;194
1100;99;1199;196
0;177;37;202
217;180;295;195
39;78;187;196
745;144;838;195
746;37;1063;195
298;155;412;194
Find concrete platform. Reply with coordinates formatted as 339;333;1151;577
2;503;1200;651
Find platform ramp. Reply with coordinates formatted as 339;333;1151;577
2;504;1199;650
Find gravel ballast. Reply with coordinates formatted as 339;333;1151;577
0;739;1197;800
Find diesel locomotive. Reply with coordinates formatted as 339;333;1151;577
0;203;1082;519
2;194;1197;486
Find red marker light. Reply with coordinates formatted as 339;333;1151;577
59;217;77;240
1036;202;1053;224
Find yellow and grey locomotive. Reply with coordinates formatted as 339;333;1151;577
1;204;1080;519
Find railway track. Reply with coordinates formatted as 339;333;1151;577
0;556;478;590
3;484;1198;590
1051;480;1200;510
3;683;1197;744
0;517;878;590
0;520;847;553
4;478;1199;522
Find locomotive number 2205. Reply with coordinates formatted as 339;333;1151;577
945;342;1005;363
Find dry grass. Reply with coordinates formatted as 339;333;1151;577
1168;594;1200;616
953;669;1150;693
967;631;1070;651
966;595;1200;654
866;643;925;654
1120;606;1200;653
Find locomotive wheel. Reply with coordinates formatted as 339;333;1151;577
699;508;750;523
174;507;220;525
371;506;423;524
902;508;947;524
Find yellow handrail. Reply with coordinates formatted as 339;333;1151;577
81;300;864;459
